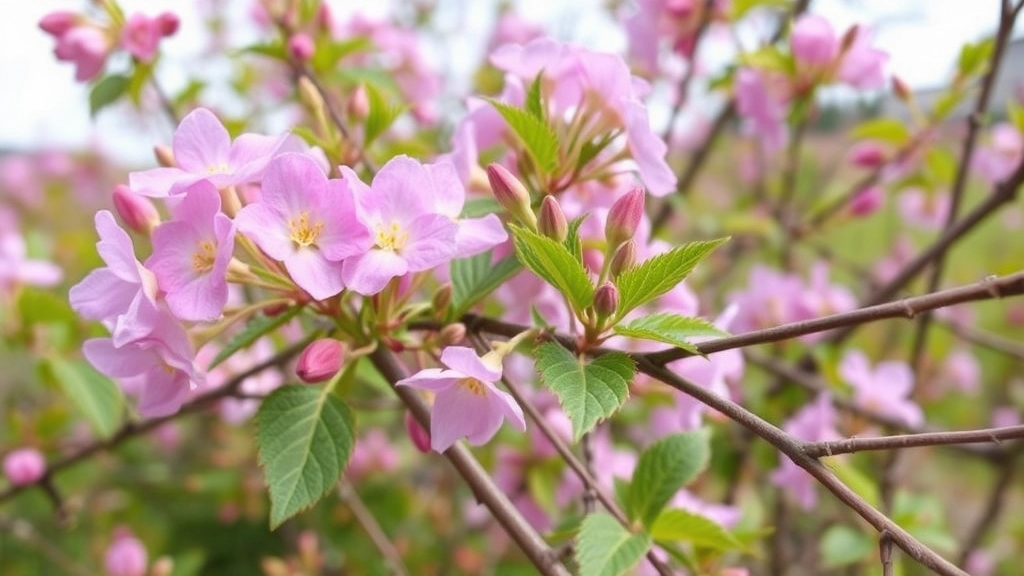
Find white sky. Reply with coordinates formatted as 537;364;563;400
0;0;1008;164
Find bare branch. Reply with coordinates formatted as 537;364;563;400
803;426;1024;457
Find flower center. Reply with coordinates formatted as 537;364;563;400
289;212;324;248
457;377;486;396
206;163;230;174
375;221;409;252
192;240;216;273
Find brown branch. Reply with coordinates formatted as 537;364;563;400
338;479;410;576
956;447;1020;565
368;347;570;576
659;0;716;144
802;425;1024;457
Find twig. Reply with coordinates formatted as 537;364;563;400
659;0;716;144
802;425;1024;457
338;479;411;576
956;448;1021;565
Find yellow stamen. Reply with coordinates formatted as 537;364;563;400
375;220;409;251
458;377;487;396
289;212;324;247
192;240;216;273
206;163;229;174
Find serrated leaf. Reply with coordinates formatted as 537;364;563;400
257;385;355;529
626;431;710;527
651;509;743;551
820;525;873;568
89;75;130;117
525;71;545;119
563;214;587;264
615;239;726;320
850;118;909;146
209;306;302;370
450;252;522;317
46;357;123;438
510;225;594;312
486;99;560;174
535;343;634;441
364;83;406;146
613;313;726;354
576;513;651;576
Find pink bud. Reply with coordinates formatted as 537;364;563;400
405;411;431;453
121;13;162;63
594;282;619;318
848;141;887;169
105;528;148;576
849;185;884;217
54;26;111;82
112;185;160;234
39;11;77;37
288;33;315;61
348;85;370;119
439;323;467;346
156;12;180;37
538;195;568;241
296;339;344;383
790;14;839;67
487;164;536;228
3;448;45;486
609;240;637;277
605;187;645;248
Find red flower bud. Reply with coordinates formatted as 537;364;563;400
609;240;637;278
112;185;160;234
348;85;370;119
156;12;180;37
288;33;315;61
605;187;645;249
594;282;619;318
487;164;537;228
538;195;568;242
39;11;77;37
295;338;344;383
405;411;431;453
3;448;45;486
849;185;884;217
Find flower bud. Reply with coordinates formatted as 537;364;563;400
487;164;537;229
154;144;175;167
295;338;344;383
892;75;913;102
432;283;452;314
105;528;148;576
790;15;838;67
439;323;467;346
538;195;568;242
39;11;77;37
840;24;860;52
609;240;637;278
405;411;431;453
849;185;884;217
156;12;180;37
150;557;174;576
3;448;45;486
288;33;315;61
594;282;619;319
347;85;370;120
112;185;160;234
848;141;886;169
605;187;645;249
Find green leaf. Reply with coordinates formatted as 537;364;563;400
613;313;726;355
820;525;873;568
239;42;287;61
957;38;995;77
128;61;155;106
18;288;76;327
450;252;522;317
525;72;545;119
311;36;372;73
209;306;303;370
534;343;634;441
563;214;588;264
364;83;406;146
89;75;130;117
850;118;909;145
615;239;726;319
460;197;501;218
45;357;123;438
651;509;743;551
257;385;355;529
576;512;651;576
486;99;560;174
510;225;594;312
626;431;710;527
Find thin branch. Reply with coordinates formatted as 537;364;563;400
338;479;411;576
802;425;1024;457
956;448;1020;565
368;347;571;576
659;0;716;144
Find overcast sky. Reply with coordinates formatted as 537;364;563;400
0;0;1008;164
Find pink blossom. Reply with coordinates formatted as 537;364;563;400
728;266;813;333
0;227;62;294
898;188;950;229
973;123;1023;184
940;348;980;394
39;11;77;36
84;309;203;418
105;527;148;576
121;13;162;62
790;15;839;68
347;428;399;481
53;25;112;82
69;211;159;347
288;33;315;61
396;346;525;452
236;153;370;300
837;25;888;90
770;395;839;509
340;156;461;295
112;184;160;234
849;141;888;168
848;185;885;217
146;181;236;322
419;160;507;259
735;68;787;152
129;108;298;197
3;448;46;486
840;350;923;427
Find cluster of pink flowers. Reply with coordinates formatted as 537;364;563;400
40;9;179;82
728;263;855;335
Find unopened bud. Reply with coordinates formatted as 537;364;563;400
288;33;315;61
439;323;467;346
405;411;431;453
605;187;645;249
892;76;913;102
347;85;370;119
156;12;180;37
39;11;77;37
840;25;860;53
432;283;452;314
848;185;884;217
295;338;344;383
154;144;175;167
487;163;537;229
316;3;334;34
104;528;147;576
848;141;887;169
3;448;45;486
538;195;568;241
112;185;160;234
298;75;326;117
609;240;637;277
594;282;619;319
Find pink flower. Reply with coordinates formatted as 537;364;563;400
121;13;162;62
105;527;148;576
347;428;399;481
396;346;526;452
112;184;160;234
3;448;46;486
898;188;950;229
421;160;507;259
146;181;236;322
341;156;461;295
53;25;112;82
940;348;980;394
69;211;159;347
84;310;204;418
770;394;839;509
0;229;62;294
848;185;885;217
728;266;812;332
790;15;839;68
974;123;1023;184
236;153;370;300
837;25;888;90
848;141;887;168
735;68;787;152
840;350;923;427
288;33;315;61
129;108;298;197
